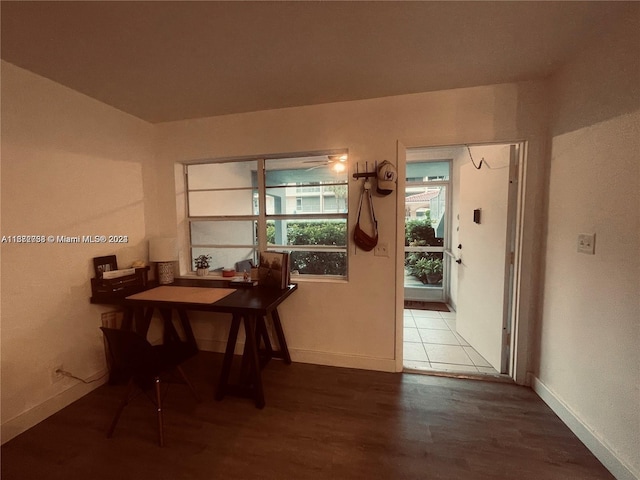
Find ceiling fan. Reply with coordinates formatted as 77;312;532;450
303;154;348;172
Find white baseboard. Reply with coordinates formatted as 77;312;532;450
196;338;397;372
531;376;638;480
290;348;396;372
1;369;108;445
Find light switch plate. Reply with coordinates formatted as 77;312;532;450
374;242;389;257
577;233;596;255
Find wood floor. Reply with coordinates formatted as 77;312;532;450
2;352;613;480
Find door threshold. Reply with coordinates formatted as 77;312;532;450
403;300;451;312
403;367;514;384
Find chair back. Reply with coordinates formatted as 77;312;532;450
100;327;155;377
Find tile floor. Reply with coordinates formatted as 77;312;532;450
403;308;499;375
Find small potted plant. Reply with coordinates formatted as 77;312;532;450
194;254;212;276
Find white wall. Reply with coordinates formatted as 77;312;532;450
154;83;547;377
0;62;156;442
534;12;640;480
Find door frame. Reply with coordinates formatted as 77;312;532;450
395;140;530;385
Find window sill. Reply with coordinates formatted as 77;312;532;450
177;273;228;281
174;274;241;287
176;273;347;286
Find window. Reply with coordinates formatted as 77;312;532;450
186;160;258;272
185;152;349;278
404;158;450;302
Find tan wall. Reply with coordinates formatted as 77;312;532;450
154;82;547;379
0;61;156;442
534;12;640;479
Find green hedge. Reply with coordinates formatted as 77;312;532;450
290;252;347;275
267;221;347;275
265;218;443;279
405;216;442;246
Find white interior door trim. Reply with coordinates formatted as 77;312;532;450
508;141;528;382
396;139;531;385
394;141;408;372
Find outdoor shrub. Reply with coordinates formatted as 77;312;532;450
266;220;347;275
290;251;346;275
405;217;442;246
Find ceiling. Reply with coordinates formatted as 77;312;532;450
1;1;634;124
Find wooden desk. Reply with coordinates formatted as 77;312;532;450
123;284;297;408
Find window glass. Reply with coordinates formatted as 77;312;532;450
265;155;348;187
191;247;257;272
190;220;256;245
185;153;348;278
289;251;347;276
267;219;347;247
265;155;348;215
406;161;450;182
188;190;258;216
404;252;444;285
405;185;446;244
187;161;258;189
266;186;347;215
266;218;347;277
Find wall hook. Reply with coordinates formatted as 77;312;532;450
352;160;378;180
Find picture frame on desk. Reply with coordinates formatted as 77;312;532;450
93;255;117;279
258;251;290;289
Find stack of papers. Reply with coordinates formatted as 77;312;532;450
102;268;136;280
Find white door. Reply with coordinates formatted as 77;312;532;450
455;144;515;372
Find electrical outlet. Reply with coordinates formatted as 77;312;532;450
374;242;389;257
51;364;64;383
577;233;596;255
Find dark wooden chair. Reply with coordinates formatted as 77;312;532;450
100;327;199;446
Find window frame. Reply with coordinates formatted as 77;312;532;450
184;152;349;280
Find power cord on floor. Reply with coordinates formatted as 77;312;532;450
56;368;108;384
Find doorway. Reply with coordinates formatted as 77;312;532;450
401;143;522;378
